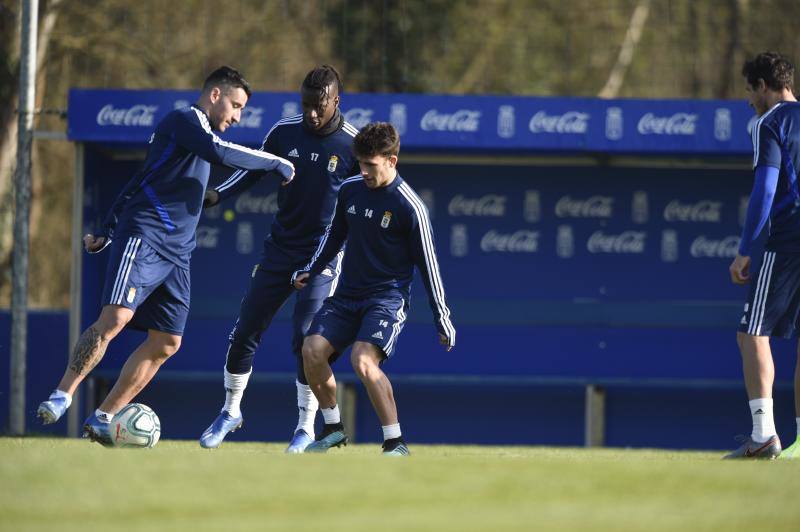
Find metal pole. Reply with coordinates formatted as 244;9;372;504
67;142;84;437
10;0;39;436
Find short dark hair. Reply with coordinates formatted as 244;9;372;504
353;122;400;159
742;52;795;92
203;66;252;98
301;65;343;98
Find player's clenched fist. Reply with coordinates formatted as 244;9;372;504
83;234;110;254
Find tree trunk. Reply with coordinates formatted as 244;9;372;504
0;0;63;302
598;0;651;99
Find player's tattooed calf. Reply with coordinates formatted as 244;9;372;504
69;326;103;375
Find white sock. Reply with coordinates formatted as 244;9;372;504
382;423;401;441
51;389;72;409
95;409;112;423
322;405;341;425
295;380;318;437
749;398;776;442
223;368;251;418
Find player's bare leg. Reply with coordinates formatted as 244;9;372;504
350;341;408;455
726;332;781;458
99;330;182;414
82;330;180;446
38;305;133;425
302;335;347;452
302;334;338;408
738;332;774;400
351;342;398;425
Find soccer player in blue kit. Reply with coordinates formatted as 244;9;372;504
727;52;800;459
292;122;455;455
36;67;295;445
199;66;361;452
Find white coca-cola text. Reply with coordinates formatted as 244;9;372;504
96;104;158;127
663;200;722;223
235;192;279;215
480;230;539;253
555;195;614;218
448;194;507;217
529;111;589;134
587;231;646;254
420;109;481;132
690;236;740;258
637;112;697;135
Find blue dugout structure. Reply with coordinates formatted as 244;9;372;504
33;89;796;448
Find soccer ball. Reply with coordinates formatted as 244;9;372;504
109;403;161;448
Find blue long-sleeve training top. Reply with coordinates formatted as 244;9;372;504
212;111;360;255
740;101;800;256
100;105;293;268
298;174;456;347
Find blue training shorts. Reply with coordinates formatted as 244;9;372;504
739;250;800;338
308;292;409;358
101;236;190;336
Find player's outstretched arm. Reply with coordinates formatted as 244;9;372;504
209;130;286;207
175;109;295;181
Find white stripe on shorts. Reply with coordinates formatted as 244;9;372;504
749;251;775;336
110;237;141;305
383;301;407;356
327;250;344;297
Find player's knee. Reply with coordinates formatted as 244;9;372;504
151;333;182;360
736;331;749;351
302;337;323;366
96;306;132;338
351;352;378;381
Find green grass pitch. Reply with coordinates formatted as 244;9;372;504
1;437;798;531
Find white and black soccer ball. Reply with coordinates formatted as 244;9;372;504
109;403;161;448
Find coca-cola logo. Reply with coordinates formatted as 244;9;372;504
196;226;220;248
587;231;646;254
344;108;374;129
480;230;539;253
555;195;614;218
529;111;590;134
448;194;507;217
690;235;740;258
235;191;278;215
663;200;722;223
637;112;697;135
420;109;481;132
96;104;158;127
232;107;264;129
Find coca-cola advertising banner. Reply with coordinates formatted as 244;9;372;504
80;145;762;380
70;89;756;154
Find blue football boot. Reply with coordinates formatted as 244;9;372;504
382;438;410;456
285;429;314;454
199;411;243;449
83;413;113;447
304;423;348;453
37;394;70;425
